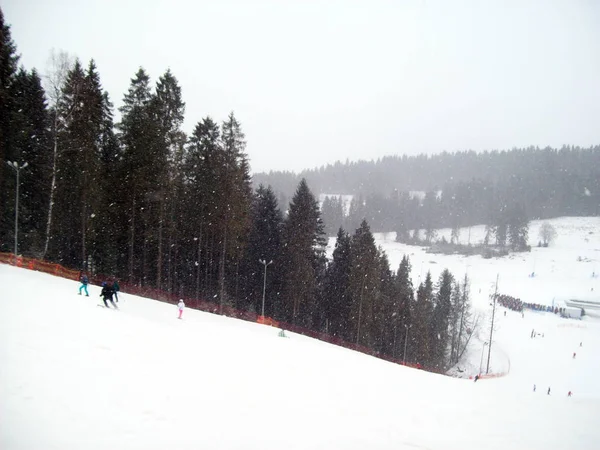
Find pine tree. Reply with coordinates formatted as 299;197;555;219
412;272;434;366
374;249;396;354
182;116;221;301
117;67;159;283
449;274;476;366
217;112;252;310
0;8;21;252
151;69;186;291
507;203;529;251
238;184;284;315
93;91;121;275
323;227;352;339
321;196;344;237
395;255;413;359
280;178;326;326
348;219;380;346
8;68;51;255
430;269;454;370
50;59;104;269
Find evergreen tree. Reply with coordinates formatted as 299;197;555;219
395;255;413;359
0;8;20;252
238;184;283;316
321;195;344;237
430;269;453;369
50;59;104;269
93;91;121;275
507;203;529;251
117;67;159;283
323;227;352;339
8;68;52;255
217;112;252;309
348;219;380;346
182;116;222;300
449;274;476;366
151;69;186;290
412;272;434;366
280;178;326;326
374;249;396;354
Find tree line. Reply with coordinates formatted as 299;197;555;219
321;188;530;252
257;149;600;236
0;8;477;370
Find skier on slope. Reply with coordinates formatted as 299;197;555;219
177;299;185;319
112;279;120;302
100;282;117;308
78;273;89;296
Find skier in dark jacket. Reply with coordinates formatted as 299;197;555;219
112;280;120;302
100;282;116;308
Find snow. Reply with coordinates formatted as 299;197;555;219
2;216;600;449
318;193;354;215
327;217;600;310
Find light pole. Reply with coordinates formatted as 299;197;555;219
479;342;488;374
403;323;412;363
259;259;273;317
486;274;499;374
6;161;28;264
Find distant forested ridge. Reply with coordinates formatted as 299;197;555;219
254;147;600;234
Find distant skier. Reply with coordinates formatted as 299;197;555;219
573;352;576;359
474;375;479;382
533;384;536;392
78;273;89;297
568;391;572;397
177;299;185;319
580;342;582;347
531;329;535;338
113;279;120;302
547;387;551;395
504;311;506;317
100;282;116;308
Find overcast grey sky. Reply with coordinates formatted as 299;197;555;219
4;0;600;174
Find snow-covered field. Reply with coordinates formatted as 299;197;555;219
333;217;600;311
2;216;600;449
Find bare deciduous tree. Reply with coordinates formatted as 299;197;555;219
538;222;557;247
42;49;72;258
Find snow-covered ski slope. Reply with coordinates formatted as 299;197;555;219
2;216;600;449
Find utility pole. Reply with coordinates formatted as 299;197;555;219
6;161;28;264
486;273;499;374
259;259;273;317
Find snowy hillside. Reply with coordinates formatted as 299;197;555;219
2;227;600;450
329;217;600;311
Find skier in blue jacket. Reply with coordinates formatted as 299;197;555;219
78;273;89;296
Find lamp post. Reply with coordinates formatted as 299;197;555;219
486;274;499;374
259;259;273;317
479;342;488;374
6;161;28;264
403;323;412;363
